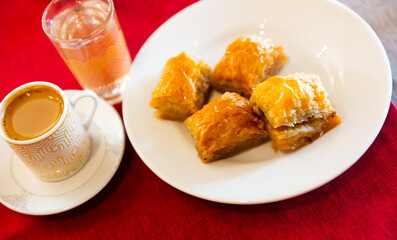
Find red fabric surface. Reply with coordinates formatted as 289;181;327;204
0;0;396;239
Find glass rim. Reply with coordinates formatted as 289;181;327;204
41;0;114;43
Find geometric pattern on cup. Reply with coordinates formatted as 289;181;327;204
7;106;91;181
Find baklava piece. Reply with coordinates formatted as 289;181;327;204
150;52;212;121
184;92;268;163
211;35;288;98
250;72;341;150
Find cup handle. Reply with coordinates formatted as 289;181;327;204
69;90;98;129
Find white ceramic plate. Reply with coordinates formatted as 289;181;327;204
123;0;392;204
0;90;125;215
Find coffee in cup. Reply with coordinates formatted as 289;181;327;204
2;85;64;141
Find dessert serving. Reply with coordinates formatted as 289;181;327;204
150;52;212;121
250;72;341;150
149;37;341;162
211;35;288;98
184;92;268;163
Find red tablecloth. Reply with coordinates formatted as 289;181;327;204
1;0;396;239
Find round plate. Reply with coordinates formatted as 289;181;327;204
0;90;125;215
122;0;392;204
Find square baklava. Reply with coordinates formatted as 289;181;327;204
250;72;341;150
184;92;268;162
150;52;211;121
211;35;288;98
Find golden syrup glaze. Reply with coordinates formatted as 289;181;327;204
211;35;288;97
150;52;211;120
184;92;267;162
250;72;335;128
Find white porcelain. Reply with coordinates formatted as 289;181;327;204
123;0;392;204
0;90;125;215
0;82;98;181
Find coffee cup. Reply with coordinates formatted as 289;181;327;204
0;82;98;181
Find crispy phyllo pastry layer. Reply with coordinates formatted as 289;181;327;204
211;35;288;98
150;52;211;121
250;72;341;150
265;112;342;150
184;92;268;163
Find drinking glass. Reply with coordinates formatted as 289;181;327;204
42;0;132;104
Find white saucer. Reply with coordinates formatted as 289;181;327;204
0;90;125;215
